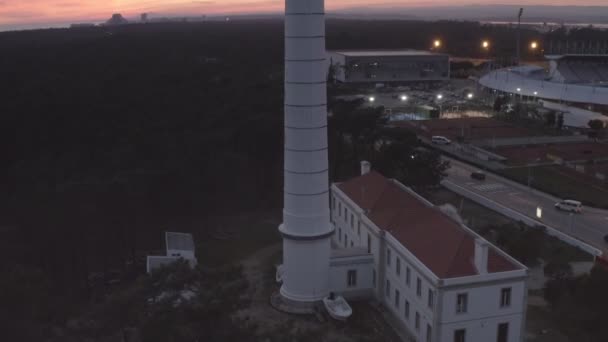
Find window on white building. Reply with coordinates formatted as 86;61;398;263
396;257;401;276
415;312;420;331
347;270;357;287
372;268;376;287
395;289;400;308
386;280;391;298
387;248;391;266
339;202;342;217
338;228;342;242
428;289;434;308
350;240;354;247
426;325;432;342
406;267;411;286
416;277;422;297
357;221;361;236
367;234;371;253
500;287;511;308
344;237;347;248
350;213;354;228
405;300;410;319
456;293;468;313
332;196;335;210
454;329;466;342
497;323;508;342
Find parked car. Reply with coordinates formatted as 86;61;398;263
470;171;486;180
554;200;583;213
431;136;451;145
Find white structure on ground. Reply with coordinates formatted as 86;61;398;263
278;0;334;304
147;232;197;273
328;50;450;83
479;55;608;109
326;162;528;342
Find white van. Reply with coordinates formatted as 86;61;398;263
554;200;582;213
431;136;451;145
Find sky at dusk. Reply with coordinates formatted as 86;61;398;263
2;0;608;29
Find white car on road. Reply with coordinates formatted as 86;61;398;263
431;136;451;145
554;200;583;213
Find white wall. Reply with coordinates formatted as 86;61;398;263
438;280;526;342
166;248;195;260
331;192;364;249
331;184;527;342
383;239;438;342
438;313;523;342
329;257;374;297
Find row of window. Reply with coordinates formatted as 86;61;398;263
386;280;432;342
333;197;361;232
387;248;434;309
455;287;512;314
453;322;509;342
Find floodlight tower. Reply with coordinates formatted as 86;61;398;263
279;0;333;304
516;7;523;65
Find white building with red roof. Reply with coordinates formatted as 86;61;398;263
328;161;528;342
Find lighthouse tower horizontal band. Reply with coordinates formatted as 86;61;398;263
279;0;333;303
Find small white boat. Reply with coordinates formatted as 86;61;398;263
275;264;284;283
323;293;352;321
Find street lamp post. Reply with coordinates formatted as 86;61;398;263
517;8;524;65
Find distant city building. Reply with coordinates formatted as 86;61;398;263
106;13;129;26
147;232;197;273
141;13;149;23
328;50;450;84
328;163;528;342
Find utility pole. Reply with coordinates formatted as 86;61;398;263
517;8;524;65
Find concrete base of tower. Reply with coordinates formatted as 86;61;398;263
278;224;333;304
270;291;318;315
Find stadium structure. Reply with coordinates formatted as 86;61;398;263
479;54;608;117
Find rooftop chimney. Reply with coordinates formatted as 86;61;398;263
474;238;488;274
361;161;371;175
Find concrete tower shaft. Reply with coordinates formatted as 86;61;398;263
279;0;333;303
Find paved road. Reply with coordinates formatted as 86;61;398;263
445;159;608;254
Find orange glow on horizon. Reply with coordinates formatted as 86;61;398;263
1;0;608;28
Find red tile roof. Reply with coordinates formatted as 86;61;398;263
337;171;521;278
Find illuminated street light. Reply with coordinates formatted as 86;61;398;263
467;93;474;99
436;94;443;100
530;41;538;50
433;39;442;48
369;96;375;102
482;40;490;49
516;88;522;92
400;95;408;101
533;91;538;95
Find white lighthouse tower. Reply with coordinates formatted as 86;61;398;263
279;0;333;304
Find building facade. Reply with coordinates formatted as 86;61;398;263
328;50;450;84
328;163;528;342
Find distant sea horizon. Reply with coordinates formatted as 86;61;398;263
2;10;608;33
